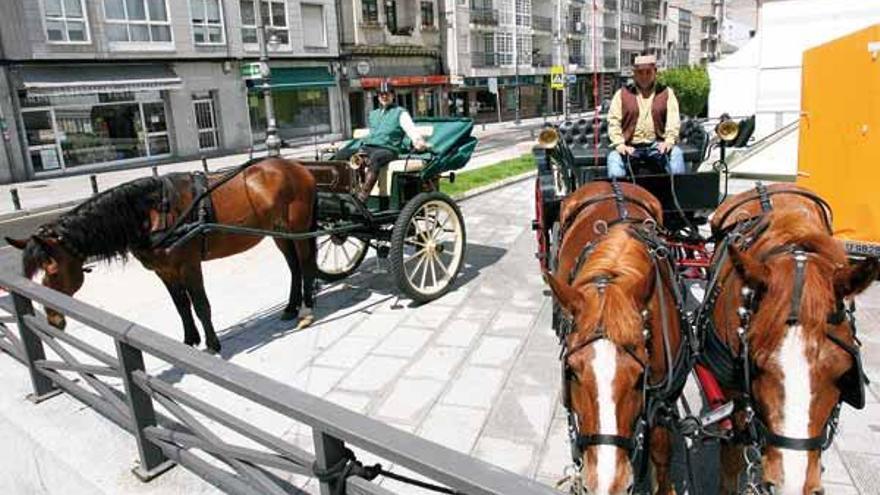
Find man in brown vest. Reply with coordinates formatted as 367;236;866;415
606;54;685;178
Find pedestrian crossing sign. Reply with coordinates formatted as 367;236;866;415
550;65;565;90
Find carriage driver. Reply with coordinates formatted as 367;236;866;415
606;54;686;178
334;80;429;201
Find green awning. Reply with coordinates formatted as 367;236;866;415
270;67;335;89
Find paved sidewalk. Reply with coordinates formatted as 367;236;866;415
2;176;877;494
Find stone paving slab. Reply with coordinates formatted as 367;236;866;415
1;177;879;494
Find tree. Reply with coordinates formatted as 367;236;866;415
658;66;710;117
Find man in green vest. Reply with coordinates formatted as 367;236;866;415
606;54;685;178
335;80;428;201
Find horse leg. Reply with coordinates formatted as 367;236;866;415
294;237;316;319
183;265;220;353
649;426;676;495
274;238;302;320
158;275;200;347
720;443;745;494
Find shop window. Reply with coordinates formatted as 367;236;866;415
43;0;90;43
190;0;225;45
248;89;331;143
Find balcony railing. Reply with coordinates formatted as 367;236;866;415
533;54;553;67
603;27;618;39
533;16;552;32
569;55;584;66
470;8;499;26
471;51;501;67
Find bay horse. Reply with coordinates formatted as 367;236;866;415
546;181;687;495
6;158;318;354
698;183;878;494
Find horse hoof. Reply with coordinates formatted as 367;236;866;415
280;310;299;321
205;346;221;355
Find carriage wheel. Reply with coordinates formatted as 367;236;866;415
316;234;369;282
390;192;466;303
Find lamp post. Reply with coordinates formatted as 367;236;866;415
513;0;521;124
256;1;281;156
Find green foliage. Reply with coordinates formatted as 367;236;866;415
440;155;536;197
658;66;711;117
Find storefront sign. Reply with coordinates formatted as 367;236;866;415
360;75;449;89
487;77;498;94
450;75;464;86
356;61;371;76
551;65;565;90
241;62;264;80
566;74;577;84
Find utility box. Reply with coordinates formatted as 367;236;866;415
798;24;880;257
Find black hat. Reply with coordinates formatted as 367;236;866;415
378;79;394;94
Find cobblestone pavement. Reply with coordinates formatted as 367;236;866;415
1;177;879;494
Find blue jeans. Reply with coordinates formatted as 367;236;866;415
607;142;686;178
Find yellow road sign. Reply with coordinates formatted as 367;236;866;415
551;65;565;90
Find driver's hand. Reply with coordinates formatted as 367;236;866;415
615;144;635;156
413;139;429;151
657;142;673;155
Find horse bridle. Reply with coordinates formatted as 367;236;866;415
557;222;691;490
697;184;867;493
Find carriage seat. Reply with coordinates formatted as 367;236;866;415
352;126;434;197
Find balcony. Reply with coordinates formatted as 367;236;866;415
471;51;500;67
603;27;617;39
603;56;618;70
533;16;552;32
647;36;663;48
604;0;617;11
644;8;663;23
569;55;584;66
470;8;499;26
533;54;553;67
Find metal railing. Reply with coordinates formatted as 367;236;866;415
0;271;558;495
533;16;552;32
471;51;501;67
532;54;553;67
469;8;499;26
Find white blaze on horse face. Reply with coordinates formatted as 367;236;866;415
778;325;812;494
592;340;619;494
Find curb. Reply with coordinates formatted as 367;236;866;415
0;200;82;224
452;170;537;203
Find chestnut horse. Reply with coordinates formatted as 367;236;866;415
698;183;878;494
6;158;318;354
546;181;686;494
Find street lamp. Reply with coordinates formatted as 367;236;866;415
256;0;281;156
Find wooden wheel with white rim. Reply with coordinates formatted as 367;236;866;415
389;192;466;303
316;233;369;282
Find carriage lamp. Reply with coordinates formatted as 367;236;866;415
536;127;560;149
715;114;740;165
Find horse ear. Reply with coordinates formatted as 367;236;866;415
5;237;28;250
31;236;60;275
835;256;880;298
728;244;768;290
543;271;583;318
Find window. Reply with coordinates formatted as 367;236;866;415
515;0;530;27
44;0;90;43
104;0;172;45
516;34;531;64
420;1;434;28
496;31;513;65
497;0;513;26
248;89;331;142
301;4;326;47
362;0;379;23
240;0;290;47
190;0;225;44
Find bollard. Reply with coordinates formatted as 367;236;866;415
89;175;98;195
10;188;21;211
151;165;158;177
201;156;209;173
248;147;254;160
530;129;535;139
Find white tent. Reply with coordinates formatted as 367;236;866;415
707;0;880;177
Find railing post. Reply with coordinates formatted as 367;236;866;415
12;293;61;402
115;340;175;481
314;430;348;495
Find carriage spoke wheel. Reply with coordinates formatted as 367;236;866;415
316;233;369;282
390;192;466;303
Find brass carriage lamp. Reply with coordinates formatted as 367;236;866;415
536;127;560;149
715;113;740;164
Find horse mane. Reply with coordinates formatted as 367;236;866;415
22;176;166;277
748;209;848;360
568;226;653;349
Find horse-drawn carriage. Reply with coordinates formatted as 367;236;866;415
531;115;876;494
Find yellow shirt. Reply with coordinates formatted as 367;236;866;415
607;86;681;148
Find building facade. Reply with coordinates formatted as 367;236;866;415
0;0;343;183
